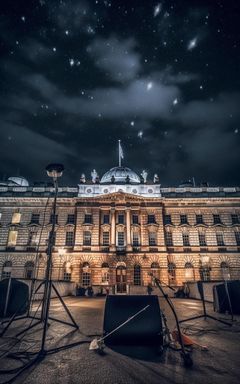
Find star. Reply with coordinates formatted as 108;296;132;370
138;131;143;138
69;59;75;67
65;30;69;35
187;37;198;51
234;128;238;134
173;98;178;105
153;3;162;17
21;16;26;22
130;121;135;126
53;47;56;52
147;82;153;91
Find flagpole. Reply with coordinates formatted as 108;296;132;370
118;140;121;167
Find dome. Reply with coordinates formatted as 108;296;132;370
7;177;29;187
100;167;140;184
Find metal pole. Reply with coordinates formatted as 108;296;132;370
3;277;12;318
40;178;58;354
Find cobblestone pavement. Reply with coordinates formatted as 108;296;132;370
0;296;240;384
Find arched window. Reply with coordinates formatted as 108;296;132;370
184;262;194;281
134;264;141;286
24;261;35;279
168;262;176;285
63;261;72;281
151;262;160;284
82;262;91;286
101;262;110;284
220;261;230;280
2;261;12;280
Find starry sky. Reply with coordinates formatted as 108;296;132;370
0;0;240;186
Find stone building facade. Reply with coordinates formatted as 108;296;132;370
0;167;240;294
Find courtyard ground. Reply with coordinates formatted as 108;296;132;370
0;296;240;384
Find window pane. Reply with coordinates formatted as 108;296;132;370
8;230;18;246
132;215;139;224
149;232;157;246
148;215;156;224
83;231;91;245
103;231;110;246
118;214;124;224
117;232;125;246
67;214;75;224
103;214;109;224
134;265;141;285
12;212;21;224
84;214;92;224
166;232;173;246
65;231;74;246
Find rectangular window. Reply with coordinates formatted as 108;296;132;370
147;214;156;224
132;232;140;246
63;272;71;281
149;232;157;246
199;233;207;246
118;214;124;224
28;231;38;246
166;232;173;246
12;212;21;224
82;272;91;286
103;214;110;224
235;231;240;246
84;214;92;224
67;214;75;224
65;231;74;246
134;265;141;286
164;215;172;225
132;214;139;224
213;214;221;224
50;214;58;224
31;213;40;224
83;231;91;246
180;214;188;225
102;231;110;246
117;231;125;246
182;233;190;246
7;230;18;246
196;214;203;224
231;214;239;225
216;232;224;246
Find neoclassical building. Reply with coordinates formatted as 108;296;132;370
0;165;240;294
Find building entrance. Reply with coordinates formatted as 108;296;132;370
116;265;127;293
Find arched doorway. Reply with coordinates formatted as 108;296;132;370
116;265;127;293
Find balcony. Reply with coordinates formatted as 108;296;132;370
116;246;126;256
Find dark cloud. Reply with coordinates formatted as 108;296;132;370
88;36;141;82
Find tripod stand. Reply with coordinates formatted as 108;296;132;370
0;164;80;381
179;281;231;326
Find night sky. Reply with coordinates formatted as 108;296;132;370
0;0;240;186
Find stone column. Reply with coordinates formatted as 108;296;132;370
110;209;116;249
126;209;131;250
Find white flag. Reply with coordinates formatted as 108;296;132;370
119;142;124;159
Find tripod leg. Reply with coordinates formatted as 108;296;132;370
52;284;79;329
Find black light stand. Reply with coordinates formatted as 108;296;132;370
149;273;193;367
0;164;80;381
179;280;231;326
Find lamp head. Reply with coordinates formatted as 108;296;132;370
46;163;64;179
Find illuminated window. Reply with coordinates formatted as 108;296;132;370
63;262;72;281
185;262;194;281
7;230;18;246
101;263;110;284
134;264;141;285
12;212;21;224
